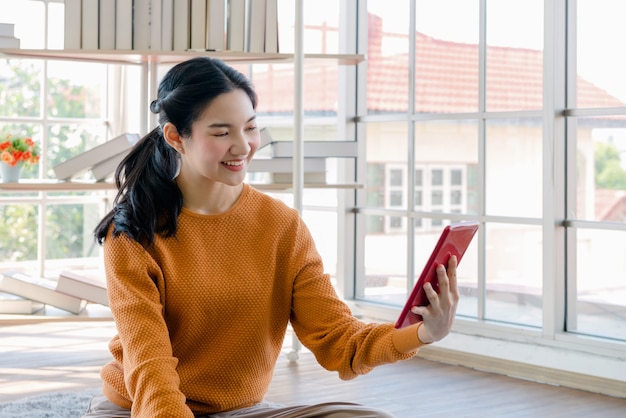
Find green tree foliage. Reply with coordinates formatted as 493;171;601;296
594;141;626;190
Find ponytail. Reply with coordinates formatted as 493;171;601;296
94;127;182;246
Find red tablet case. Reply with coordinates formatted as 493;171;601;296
395;221;479;329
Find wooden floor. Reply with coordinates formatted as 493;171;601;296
1;320;625;417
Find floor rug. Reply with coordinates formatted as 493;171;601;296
0;388;99;418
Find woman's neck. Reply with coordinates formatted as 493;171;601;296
178;180;244;215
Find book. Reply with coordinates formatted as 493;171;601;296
99;0;116;50
81;0;99;50
0;36;20;49
161;0;175;51
53;132;140;181
189;0;207;50
89;144;137;181
0;23;15;37
206;0;226;51
248;157;326;174
173;0;190;51
0;292;44;315
56;270;109;307
261;141;359;158
115;0;133;49
0;271;87;314
64;0;82;49
247;0;265;53
150;0;163;50
133;0;151;50
264;0;278;53
227;0;246;51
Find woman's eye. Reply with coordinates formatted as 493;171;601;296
214;132;228;137
246;126;258;132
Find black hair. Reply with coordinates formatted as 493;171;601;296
94;57;258;247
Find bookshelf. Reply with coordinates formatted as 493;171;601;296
0;48;364;66
0;181;362;192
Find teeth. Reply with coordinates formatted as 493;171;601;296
223;161;244;166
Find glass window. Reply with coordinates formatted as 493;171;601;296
358;214;408;304
576;0;626;108
366;0;411;113
0;60;43;118
574;116;626;222
486;0;543;111
414;120;479;215
485;223;543;327
415;0;479;113
485;118;543;217
572;228;626;340
365;122;408;210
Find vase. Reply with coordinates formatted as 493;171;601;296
0;162;24;183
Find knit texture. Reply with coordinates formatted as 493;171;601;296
100;184;415;417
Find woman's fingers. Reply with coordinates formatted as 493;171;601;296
412;255;460;343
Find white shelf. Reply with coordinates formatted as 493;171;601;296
0;48;365;66
0;180;363;192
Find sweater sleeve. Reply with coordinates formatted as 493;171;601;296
287;217;420;380
103;232;194;418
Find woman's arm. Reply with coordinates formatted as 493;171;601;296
104;232;194;417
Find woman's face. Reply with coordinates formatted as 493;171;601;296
179;89;260;186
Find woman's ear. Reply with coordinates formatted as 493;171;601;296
162;122;184;154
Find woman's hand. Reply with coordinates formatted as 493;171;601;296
410;255;460;343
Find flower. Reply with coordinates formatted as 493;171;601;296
0;134;41;167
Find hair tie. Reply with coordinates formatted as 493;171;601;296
150;99;160;113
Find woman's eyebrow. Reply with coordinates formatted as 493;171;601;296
208;116;257;128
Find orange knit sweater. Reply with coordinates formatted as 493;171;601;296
100;184;421;417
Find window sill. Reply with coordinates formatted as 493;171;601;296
417;331;626;399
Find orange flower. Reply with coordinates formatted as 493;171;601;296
1;150;17;166
0;135;40;167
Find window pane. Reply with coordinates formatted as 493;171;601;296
0;203;39;268
485;223;542;327
486;0;543;111
415;0;479;113
0;60;42;118
576;0;626;107
451;169;462;185
575;116;626;222
44;203;103;260
303;209;338;279
367;0;410;113
279;0;340;54
431;190;443;205
47;61;107;119
415;120;479;215
365;122;408;209
485;118;542;217
359;215;408;305
573;228;626;340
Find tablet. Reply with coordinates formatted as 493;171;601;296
395;221;479;329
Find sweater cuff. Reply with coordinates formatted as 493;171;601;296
392;322;429;354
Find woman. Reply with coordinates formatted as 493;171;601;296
84;56;459;418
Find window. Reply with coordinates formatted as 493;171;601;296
356;0;626;347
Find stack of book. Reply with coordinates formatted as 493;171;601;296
63;0;279;53
0;271;88;314
0;270;108;315
53;132;139;181
0;23;21;49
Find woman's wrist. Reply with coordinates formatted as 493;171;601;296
416;321;432;345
